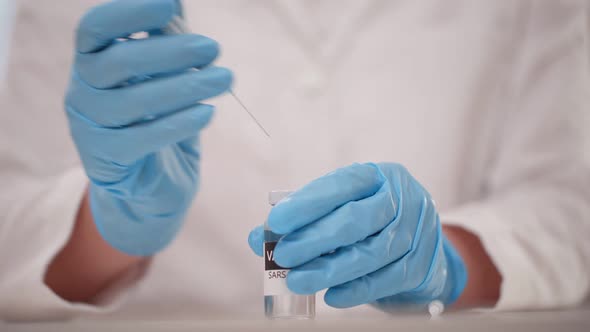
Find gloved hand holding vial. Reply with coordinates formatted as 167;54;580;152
249;163;467;312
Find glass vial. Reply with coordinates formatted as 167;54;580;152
264;190;315;319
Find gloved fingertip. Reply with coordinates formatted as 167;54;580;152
324;287;356;309
271;242;296;268
189;104;215;129
247;225;264;257
209;66;234;85
192;66;233;97
188;35;220;63
287;270;316;295
267;206;293;235
198;103;216;115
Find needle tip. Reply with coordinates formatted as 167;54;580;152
230;91;271;139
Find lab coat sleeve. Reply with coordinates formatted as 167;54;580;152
0;167;147;320
0;0;16;85
440;2;590;310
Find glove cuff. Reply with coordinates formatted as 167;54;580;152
89;184;186;256
442;235;468;304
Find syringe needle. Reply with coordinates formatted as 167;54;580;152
230;91;271;138
163;15;271;138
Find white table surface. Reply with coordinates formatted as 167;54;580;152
2;306;589;332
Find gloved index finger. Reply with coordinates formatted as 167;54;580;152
268;163;385;235
76;0;181;53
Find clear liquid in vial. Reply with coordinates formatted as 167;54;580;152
264;228;315;319
265;191;315;320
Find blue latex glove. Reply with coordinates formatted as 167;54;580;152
65;0;232;256
248;163;467;309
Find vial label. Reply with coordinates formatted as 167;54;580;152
264;241;291;296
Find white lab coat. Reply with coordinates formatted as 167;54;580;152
0;0;589;321
0;0;15;84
